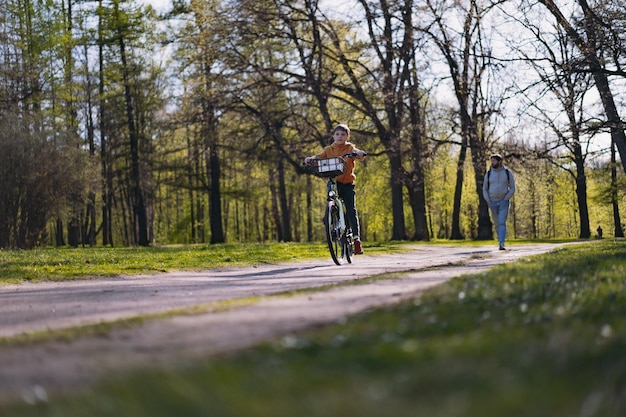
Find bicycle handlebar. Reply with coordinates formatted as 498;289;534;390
303;152;367;165
341;152;367;158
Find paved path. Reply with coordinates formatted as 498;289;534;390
0;243;571;404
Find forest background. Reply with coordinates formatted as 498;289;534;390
1;0;625;249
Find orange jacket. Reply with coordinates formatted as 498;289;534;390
314;142;364;184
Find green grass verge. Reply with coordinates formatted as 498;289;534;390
2;240;625;416
0;241;407;284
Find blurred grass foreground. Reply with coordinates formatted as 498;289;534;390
2;240;626;417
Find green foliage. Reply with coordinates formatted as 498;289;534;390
354;156;393;241
3;241;626;416
494;157;570;238
425;144;455;238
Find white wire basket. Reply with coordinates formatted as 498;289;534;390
308;157;345;177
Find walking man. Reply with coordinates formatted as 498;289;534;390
482;154;516;250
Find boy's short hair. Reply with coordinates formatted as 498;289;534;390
332;124;350;136
490;153;503;161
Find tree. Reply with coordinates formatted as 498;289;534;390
536;0;626;174
510;18;595;239
595;137;626;237
0;0;90;248
224;0;433;240
177;0;227;243
114;0;149;246
326;0;431;240
0;115;86;248
96;0;164;246
218;0;342;242
98;0;115;246
610;137;625;237
423;0;504;240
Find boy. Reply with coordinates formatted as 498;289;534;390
304;124;366;254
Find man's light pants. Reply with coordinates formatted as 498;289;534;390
490;200;510;248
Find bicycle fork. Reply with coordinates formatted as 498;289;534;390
327;197;346;240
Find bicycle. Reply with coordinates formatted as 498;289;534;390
304;152;365;265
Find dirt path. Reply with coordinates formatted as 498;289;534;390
0;243;571;404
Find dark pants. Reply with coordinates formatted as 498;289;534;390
330;181;360;238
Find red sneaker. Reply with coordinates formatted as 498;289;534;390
354;238;364;255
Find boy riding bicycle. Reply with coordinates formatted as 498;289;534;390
304;124;366;254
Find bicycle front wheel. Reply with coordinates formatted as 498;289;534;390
325;204;342;265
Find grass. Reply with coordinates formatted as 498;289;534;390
2;240;625;416
0;241;405;284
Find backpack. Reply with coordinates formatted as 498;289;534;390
487;168;511;189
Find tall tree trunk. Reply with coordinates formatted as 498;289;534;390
592;71;626;174
99;2;112;246
60;0;83;248
406;179;428;240
269;169;283;241
102;153;114;246
305;174;314;241
119;34;148;246
406;63;429;241
574;150;591;238
200;46;224;244
196;193;205;243
83;41;97;247
277;157;292;242
55;219;65;246
186;126;199;243
109;0;150;246
189;187;196;242
68;216;80;248
611;138;624;237
85;192;96;246
471;142;492;240
450;138;468;239
389;150;407;240
208;140;224;244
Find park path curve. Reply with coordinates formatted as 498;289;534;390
0;243;572;404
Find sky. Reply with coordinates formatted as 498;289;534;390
143;0;170;13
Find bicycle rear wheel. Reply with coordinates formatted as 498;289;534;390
342;228;353;264
325;204;342;265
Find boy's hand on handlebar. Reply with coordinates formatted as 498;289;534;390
345;151;366;158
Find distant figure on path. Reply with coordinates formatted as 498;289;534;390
482;154;516;250
597;225;603;239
